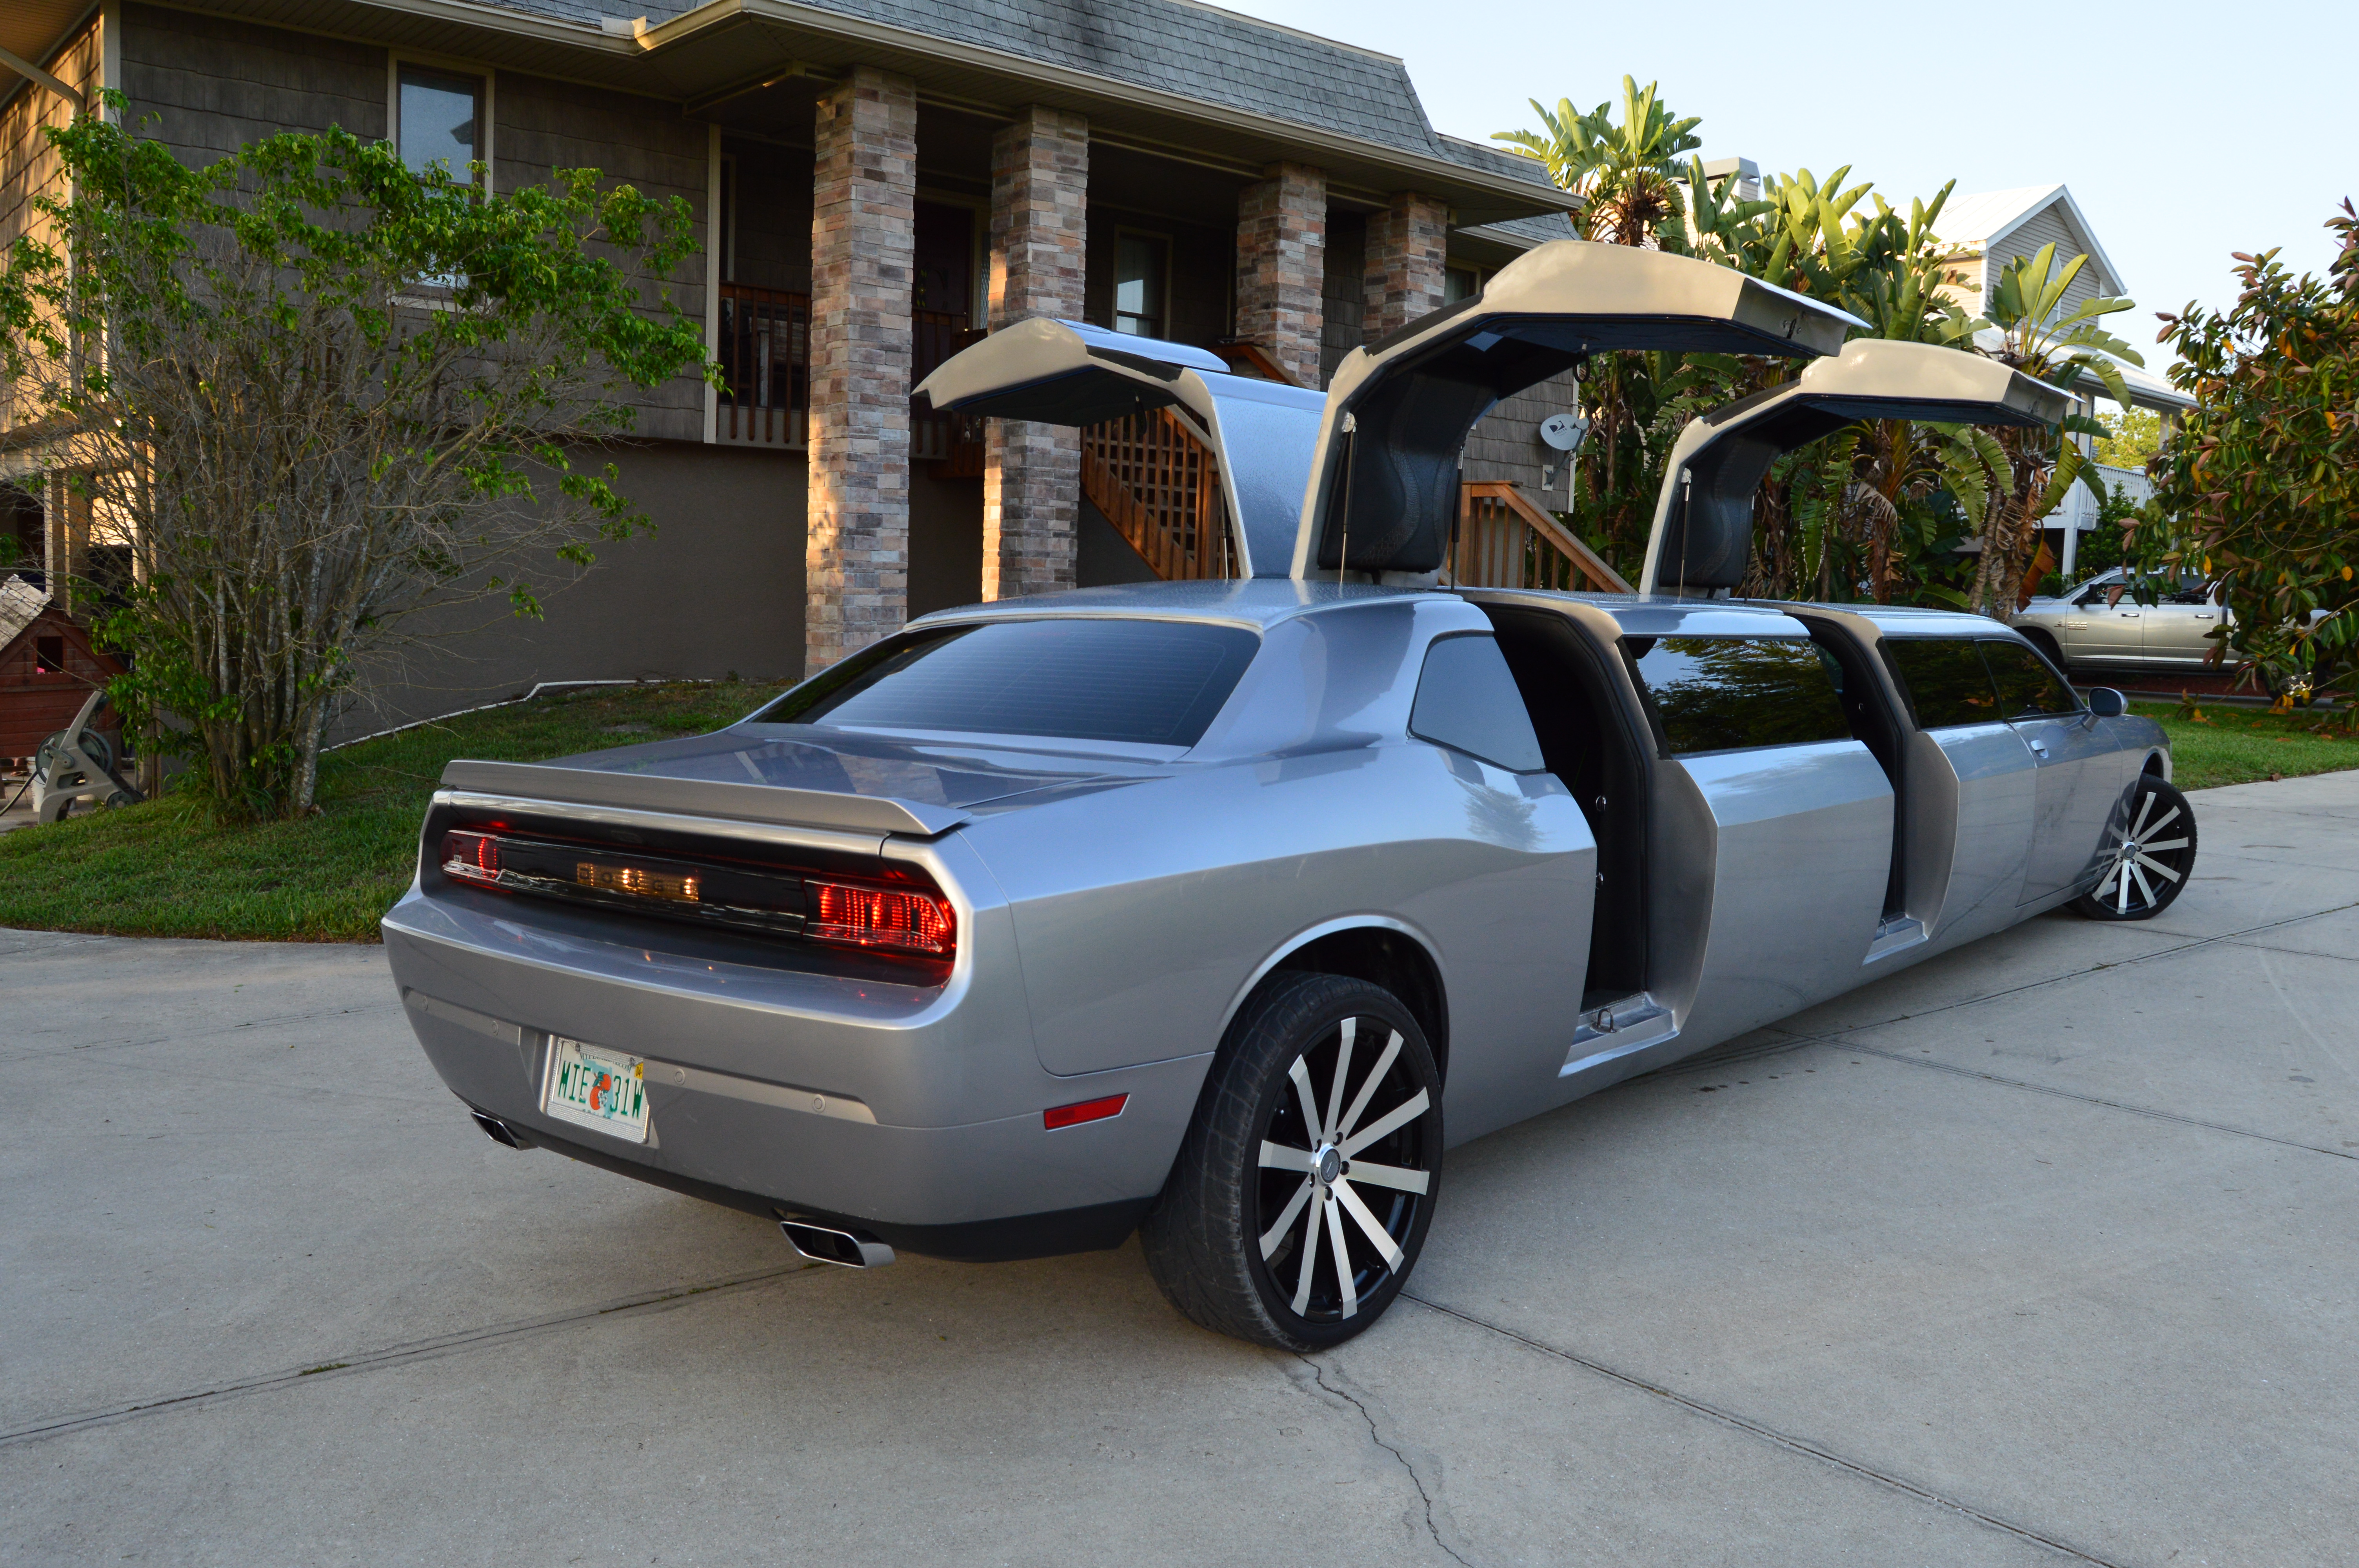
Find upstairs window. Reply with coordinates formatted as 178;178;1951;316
1114;232;1169;338
397;65;485;186
1623;635;1852;755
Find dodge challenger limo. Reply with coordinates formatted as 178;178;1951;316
385;242;2196;1347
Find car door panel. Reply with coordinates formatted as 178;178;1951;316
1914;724;2039;947
1980;640;2127;903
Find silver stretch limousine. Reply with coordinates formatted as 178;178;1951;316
385;243;2194;1348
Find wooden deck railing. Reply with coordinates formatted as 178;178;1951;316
715;283;807;448
911;310;986;473
1079;409;1238;581
1448;481;1632;594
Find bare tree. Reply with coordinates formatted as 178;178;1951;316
0;105;711;815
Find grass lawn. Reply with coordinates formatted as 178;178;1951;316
2131;699;2359;791
2;682;2352;944
0;681;787;943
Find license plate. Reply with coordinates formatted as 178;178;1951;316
542;1036;650;1143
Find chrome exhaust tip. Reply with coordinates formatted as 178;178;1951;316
779;1218;895;1269
470;1110;534;1149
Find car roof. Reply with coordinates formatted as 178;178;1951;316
907;578;1448;633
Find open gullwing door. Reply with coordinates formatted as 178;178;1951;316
1637;338;2072;595
1289;241;1865;580
912;318;1327;577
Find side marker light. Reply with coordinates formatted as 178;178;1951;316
1043;1093;1128;1131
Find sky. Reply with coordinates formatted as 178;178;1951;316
1219;0;2354;368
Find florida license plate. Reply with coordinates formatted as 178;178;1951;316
542;1036;650;1143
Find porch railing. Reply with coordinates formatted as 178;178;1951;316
911;310;986;473
715;283;808;448
1079;409;1238;581
1448;481;1632;594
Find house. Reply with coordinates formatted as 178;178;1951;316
1932;183;2194;580
0;574;124;766
2;0;1581;731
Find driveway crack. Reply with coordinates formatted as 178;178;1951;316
1295;1353;1472;1566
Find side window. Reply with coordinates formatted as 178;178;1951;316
1881;638;2001;728
1622;636;1851;755
1979;640;2080;719
1409;635;1545;772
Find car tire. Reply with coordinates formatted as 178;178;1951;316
1141;971;1441;1350
2019;627;2065;670
2070;775;2197;920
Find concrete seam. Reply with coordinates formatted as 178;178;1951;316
1399;1295;2135;1568
0;1264;812;1449
1294;1353;1473;1566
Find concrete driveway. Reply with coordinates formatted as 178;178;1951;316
5;772;2355;1567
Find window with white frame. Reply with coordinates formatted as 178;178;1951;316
396;64;486;186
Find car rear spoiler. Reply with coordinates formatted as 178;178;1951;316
439;759;968;838
1637;339;2072;595
1289;242;1866;579
912;318;1326;578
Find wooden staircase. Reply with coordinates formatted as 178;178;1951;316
1078;410;1239;580
1447;481;1632;594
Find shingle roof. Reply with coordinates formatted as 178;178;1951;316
497;0;1561;185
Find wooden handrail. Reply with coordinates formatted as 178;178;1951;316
1210;340;1297;386
1078;408;1238;580
1450;481;1632;594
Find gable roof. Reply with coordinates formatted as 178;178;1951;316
0;576;45;657
1933;183;2124;298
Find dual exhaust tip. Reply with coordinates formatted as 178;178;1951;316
466;1108;893;1270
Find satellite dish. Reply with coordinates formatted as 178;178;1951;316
1539;412;1590;453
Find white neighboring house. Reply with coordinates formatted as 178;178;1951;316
1933;184;2193;580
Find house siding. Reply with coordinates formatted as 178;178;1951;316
1987;204;2109;317
0;19;104;439
1320;209;1366;385
121;4;384;159
1464;372;1581;499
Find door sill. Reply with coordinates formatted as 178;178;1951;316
1561;992;1679;1076
1864;916;1928;963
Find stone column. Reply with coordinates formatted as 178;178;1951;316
1362;191;1448;343
805;66;917;675
983;105;1089;601
1234;162;1327;389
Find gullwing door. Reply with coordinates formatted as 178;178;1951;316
1639;339;2071;595
1289;243;1863;581
912;318;1327;577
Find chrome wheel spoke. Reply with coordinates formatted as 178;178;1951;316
1336;1030;1403;1141
1261;1140;1317;1172
1334;1178;1406;1270
2117;860;2135;912
1290;1189;1324;1314
1342;1087;1430;1157
1343;1158;1430;1195
1325;1194;1357;1319
2143;803;2181;838
1288;1056;1325;1143
2142;836;2189;853
2133;852;2182;884
1262;1176;1314;1259
2130;789;2158;838
1324;1019;1357;1149
2127;860;2158;907
2094;863;2121;900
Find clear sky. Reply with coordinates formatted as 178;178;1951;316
1220;0;2354;366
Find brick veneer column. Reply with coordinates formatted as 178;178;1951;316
1363;191;1448;342
805;66;917;675
1235;162;1327;389
983;105;1089;600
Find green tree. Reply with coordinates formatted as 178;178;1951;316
2127;201;2359;704
1493;77;1702;247
1967;243;2139;615
0;103;712;816
2094;405;2163;468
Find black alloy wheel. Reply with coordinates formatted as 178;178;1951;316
2071;775;2198;920
1142;972;1441;1350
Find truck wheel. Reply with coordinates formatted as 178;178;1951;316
1142;972;1441;1350
2071;776;2197;920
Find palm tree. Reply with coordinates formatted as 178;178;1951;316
1494;78;1700;247
1966;243;2143;615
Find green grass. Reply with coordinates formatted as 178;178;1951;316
0;681;788;943
2131;699;2359;791
3;681;2351;945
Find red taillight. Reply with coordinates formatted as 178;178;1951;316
441;829;500;883
805;880;956;957
1043;1093;1128;1130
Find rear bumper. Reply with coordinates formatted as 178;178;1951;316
385;880;1209;1258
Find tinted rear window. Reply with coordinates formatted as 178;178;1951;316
1980;639;2081;719
754;619;1260;746
1409;634;1545;772
1623;636;1852;754
1882;638;2003;728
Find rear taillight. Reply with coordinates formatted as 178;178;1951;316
804;880;956;956
436;827;954;963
